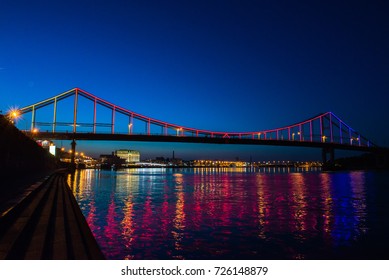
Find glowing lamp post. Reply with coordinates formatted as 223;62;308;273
350;137;359;145
8;109;20;124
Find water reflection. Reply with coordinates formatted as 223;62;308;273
289;173;308;236
172;173;185;257
349;172;368;235
67;168;385;259
255;174;267;239
121;194;134;259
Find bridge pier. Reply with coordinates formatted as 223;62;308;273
322;147;335;163
70;139;76;169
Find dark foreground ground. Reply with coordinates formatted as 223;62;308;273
0;170;105;259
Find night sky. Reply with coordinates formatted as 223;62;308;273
1;0;388;160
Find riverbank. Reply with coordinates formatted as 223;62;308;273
0;115;104;259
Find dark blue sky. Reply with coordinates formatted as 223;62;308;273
1;0;388;160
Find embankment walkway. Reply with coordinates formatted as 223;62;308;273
0;170;104;259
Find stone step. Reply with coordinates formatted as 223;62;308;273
24;176;60;259
52;176;68;259
0;171;104;260
0;175;55;259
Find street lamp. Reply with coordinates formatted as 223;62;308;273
11;111;18;118
128;123;133;134
322;135;327;142
350;137;359;145
7;108;20;124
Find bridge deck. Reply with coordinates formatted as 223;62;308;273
29;131;378;152
0;170;104;260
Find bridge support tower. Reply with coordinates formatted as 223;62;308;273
70;139;76;170
322;147;335;163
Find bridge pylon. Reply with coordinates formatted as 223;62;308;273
70;138;76;170
322;147;335;163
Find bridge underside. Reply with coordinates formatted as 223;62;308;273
28;131;376;153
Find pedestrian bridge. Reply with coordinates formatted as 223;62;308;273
7;88;381;162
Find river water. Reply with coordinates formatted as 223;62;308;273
67;168;389;260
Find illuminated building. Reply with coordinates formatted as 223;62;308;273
114;149;140;165
36;139;56;156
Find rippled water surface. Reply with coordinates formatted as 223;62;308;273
68;168;389;259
